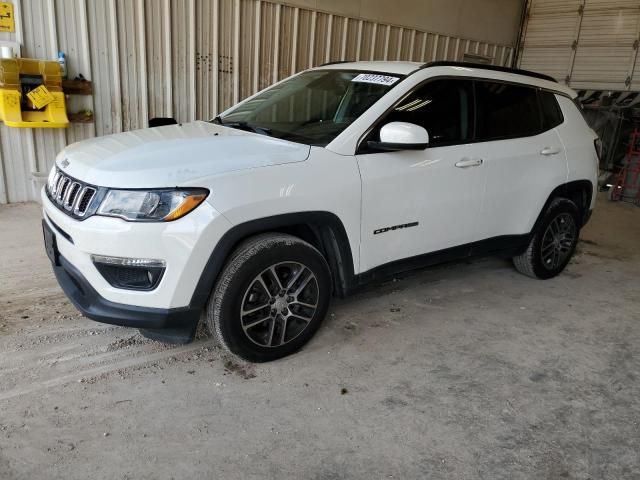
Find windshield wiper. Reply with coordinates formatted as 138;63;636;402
212;116;272;136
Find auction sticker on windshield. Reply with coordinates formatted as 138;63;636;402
351;74;399;86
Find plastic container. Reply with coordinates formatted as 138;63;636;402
0;46;13;59
57;51;67;79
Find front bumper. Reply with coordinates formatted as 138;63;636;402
42;186;233;335
52;249;200;337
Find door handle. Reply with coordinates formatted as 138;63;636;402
540;147;561;156
455;158;484;168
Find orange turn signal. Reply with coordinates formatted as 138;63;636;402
163;193;208;221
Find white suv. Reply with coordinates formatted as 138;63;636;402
42;61;599;362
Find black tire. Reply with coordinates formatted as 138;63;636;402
206;233;331;362
513;198;580;279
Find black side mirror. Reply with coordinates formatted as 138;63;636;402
149;117;178;128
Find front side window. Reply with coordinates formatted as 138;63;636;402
372;79;474;147
217;70;402;146
475;81;541;140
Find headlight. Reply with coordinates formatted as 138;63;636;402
47;165;58;192
97;188;209;222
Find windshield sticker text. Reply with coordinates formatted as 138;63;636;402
352;74;400;86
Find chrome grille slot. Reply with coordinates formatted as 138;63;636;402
57;177;70;204
50;172;61;195
46;168;98;219
74;187;96;217
63;182;81;211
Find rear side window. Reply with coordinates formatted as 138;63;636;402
539;91;564;129
379;79;474;147
475;81;541;141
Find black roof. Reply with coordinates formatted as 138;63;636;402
420;61;557;83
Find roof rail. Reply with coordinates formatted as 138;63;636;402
420;61;558;83
319;60;353;67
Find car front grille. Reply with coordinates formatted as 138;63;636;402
46;168;97;218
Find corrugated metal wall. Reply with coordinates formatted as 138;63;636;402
518;0;640;90
0;0;514;204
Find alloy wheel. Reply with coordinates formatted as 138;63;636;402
239;262;319;347
540;213;577;270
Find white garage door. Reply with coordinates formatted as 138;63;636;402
519;0;640;91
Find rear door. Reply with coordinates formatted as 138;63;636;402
471;81;568;242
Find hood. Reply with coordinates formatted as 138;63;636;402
57;121;311;188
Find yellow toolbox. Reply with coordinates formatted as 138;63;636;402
0;58;69;128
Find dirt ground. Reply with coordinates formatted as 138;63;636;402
0;194;639;480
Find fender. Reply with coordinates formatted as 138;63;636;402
188;211;357;309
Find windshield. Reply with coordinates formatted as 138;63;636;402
215;70;403;146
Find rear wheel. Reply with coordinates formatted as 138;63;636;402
513;198;580;279
206;233;331;362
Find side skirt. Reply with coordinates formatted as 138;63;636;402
351;234;531;290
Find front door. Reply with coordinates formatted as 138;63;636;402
356;79;487;273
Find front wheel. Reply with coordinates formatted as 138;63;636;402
513;198;580;279
206;233;331;362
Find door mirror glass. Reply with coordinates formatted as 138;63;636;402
368;122;429;151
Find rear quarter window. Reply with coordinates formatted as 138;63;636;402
539;90;564;130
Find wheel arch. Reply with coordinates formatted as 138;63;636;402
533;180;594;234
189;212;356;310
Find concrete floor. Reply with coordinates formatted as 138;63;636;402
0;194;639;480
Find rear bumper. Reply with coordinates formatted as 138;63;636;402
53;253;201;335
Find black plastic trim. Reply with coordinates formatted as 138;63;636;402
367;141;428;151
353;234;530;288
420;61;558;83
52;254;200;333
319;60;354;66
93;261;165;291
45;214;74;244
533;180;594;231
188;212;357;306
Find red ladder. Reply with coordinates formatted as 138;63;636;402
610;128;640;205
